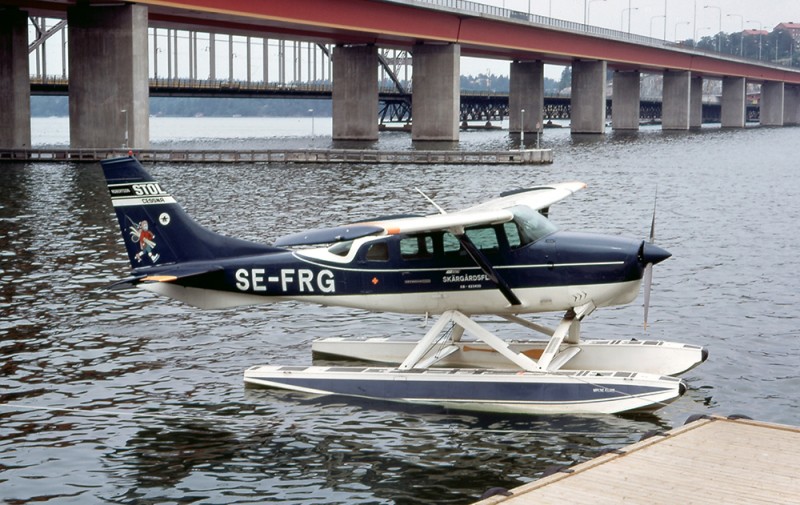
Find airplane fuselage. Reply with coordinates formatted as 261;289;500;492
140;229;650;314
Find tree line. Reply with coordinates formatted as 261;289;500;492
689;27;798;65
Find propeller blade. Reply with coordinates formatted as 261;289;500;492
643;263;653;330
649;188;658;243
643;188;658;330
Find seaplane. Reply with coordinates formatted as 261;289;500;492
100;155;707;415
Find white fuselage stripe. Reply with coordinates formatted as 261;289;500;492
111;196;177;207
292;252;624;274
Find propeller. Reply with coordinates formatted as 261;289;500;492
640;189;670;330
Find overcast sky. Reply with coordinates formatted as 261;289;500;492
462;0;798;77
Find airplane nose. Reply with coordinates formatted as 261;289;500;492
639;241;671;265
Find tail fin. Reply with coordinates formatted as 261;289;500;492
101;156;280;271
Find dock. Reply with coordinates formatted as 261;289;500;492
477;415;800;504
0;148;553;165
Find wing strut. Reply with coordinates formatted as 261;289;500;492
456;234;521;307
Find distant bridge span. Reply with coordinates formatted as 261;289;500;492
29;77;735;125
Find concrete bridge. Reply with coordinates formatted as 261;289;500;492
3;0;800;149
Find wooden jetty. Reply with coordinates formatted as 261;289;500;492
477;415;800;504
0;148;553;165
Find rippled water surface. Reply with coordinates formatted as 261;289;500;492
2;119;800;504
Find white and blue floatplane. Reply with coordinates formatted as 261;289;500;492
101;156;707;415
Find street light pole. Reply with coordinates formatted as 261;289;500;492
587;0;606;26
622;7;638;33
675;20;690;42
121;109;128;148
650;15;665;38
627;0;634;33
727;14;743;55
746;20;763;59
704;5;722;52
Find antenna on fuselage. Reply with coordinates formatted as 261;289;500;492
415;188;447;215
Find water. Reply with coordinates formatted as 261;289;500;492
3;118;800;504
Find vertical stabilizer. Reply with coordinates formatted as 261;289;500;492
101;156;280;270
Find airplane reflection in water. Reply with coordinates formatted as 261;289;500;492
101;156;707;414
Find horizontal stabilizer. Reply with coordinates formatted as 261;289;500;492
106;275;147;290
106;263;224;289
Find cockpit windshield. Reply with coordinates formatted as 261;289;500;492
511;205;558;245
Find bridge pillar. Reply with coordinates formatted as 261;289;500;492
509;60;544;134
690;76;703;129
332;45;378;140
67;3;149;148
662;70;691;130
760;81;784;126
412;44;460;141
570;60;606;134
721;76;746;128
0;7;31;149
611;70;640;131
785;85;800;126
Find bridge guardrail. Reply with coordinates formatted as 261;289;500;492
392;0;800;73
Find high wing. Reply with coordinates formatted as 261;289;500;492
272;182;587;246
274;224;386;247
366;208;514;236
465;181;587;213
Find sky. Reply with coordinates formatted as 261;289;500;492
462;0;799;78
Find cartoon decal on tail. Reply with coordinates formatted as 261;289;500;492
127;217;160;264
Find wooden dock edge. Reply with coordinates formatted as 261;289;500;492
0;148;553;165
474;415;800;504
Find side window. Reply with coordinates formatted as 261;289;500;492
328;240;353;257
504;222;522;248
365;242;389;261
465;226;499;252
400;235;434;260
442;232;462;254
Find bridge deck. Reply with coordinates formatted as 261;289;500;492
477;415;800;504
